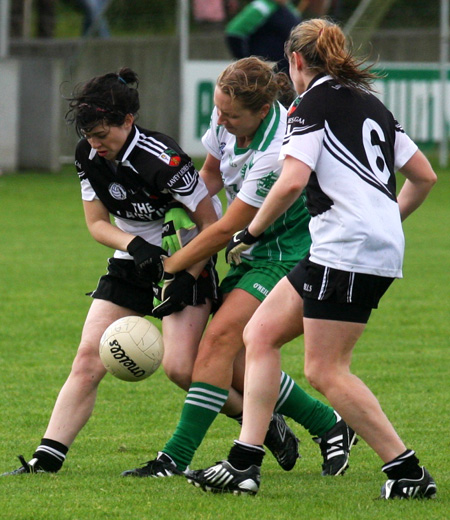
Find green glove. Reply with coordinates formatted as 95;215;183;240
153;206;196;310
161;206;196;255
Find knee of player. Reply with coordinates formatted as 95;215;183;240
304;360;334;393
197;330;241;365
242;321;279;354
162;361;192;391
71;341;107;384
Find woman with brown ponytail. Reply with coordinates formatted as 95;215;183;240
191;19;437;499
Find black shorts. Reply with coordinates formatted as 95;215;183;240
287;257;394;324
89;257;221;316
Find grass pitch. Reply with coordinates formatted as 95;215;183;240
0;163;448;519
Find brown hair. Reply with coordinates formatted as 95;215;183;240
217;57;296;110
285;18;379;91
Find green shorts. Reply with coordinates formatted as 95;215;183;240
220;259;296;303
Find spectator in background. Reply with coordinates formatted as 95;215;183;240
10;0;56;38
78;0;110;38
193;0;226;25
193;0;240;26
37;0;56;38
225;0;302;73
10;0;26;37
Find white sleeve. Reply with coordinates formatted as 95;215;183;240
201;108;222;160
170;174;210;213
279;128;324;170
80;178;99;201
394;130;418;170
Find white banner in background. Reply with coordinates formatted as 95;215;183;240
181;61;450;157
181;61;230;157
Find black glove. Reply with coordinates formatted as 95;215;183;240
152;271;196;319
127;236;166;283
225;227;262;265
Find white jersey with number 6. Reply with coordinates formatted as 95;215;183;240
281;74;418;278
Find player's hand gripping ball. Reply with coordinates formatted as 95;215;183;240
99;316;164;382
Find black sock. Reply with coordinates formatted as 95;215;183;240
227;440;265;470
33;438;69;472
227;412;243;425
382;449;422;480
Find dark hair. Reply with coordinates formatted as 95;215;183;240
217;57;296;110
285;18;379;91
65;67;140;136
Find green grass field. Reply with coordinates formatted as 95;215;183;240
0;164;448;519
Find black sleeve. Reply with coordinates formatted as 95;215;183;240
154;154;202;199
74;139;90;181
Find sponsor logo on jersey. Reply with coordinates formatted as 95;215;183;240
288;116;306;125
226;184;239;199
166;161;198;195
228;154;237;168
108;183;127;200
130;202;165;220
159;148;181;167
256;171;278;197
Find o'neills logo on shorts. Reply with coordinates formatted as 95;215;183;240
108;340;146;378
253;283;269;297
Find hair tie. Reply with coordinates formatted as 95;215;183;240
118;75;127;85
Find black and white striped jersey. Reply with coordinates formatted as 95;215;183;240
75;125;208;259
280;74;418;278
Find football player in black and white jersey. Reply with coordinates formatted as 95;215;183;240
1;68;249;476
194;19;438;498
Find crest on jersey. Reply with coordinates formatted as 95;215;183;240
287;97;301;116
159;148;181;167
108;183;127;200
256;172;278;197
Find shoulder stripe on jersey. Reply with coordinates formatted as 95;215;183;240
135;132;168;158
283;123;318;144
323;122;396;200
170;171;198;194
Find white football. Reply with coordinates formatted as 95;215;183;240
99;316;164;382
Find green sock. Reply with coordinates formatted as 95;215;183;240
276;371;336;437
163;382;229;470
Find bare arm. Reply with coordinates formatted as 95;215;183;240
248;155;311;237
183;194;220;277
397;149;437;221
83;199;134;251
199;153;224;197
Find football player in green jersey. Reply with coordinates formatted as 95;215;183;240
121;57;357;480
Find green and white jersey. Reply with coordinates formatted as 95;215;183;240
202;102;311;263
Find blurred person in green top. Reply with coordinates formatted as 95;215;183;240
225;0;302;73
121;57;357;480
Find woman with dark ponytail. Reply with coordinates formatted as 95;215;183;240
2;67;236;476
